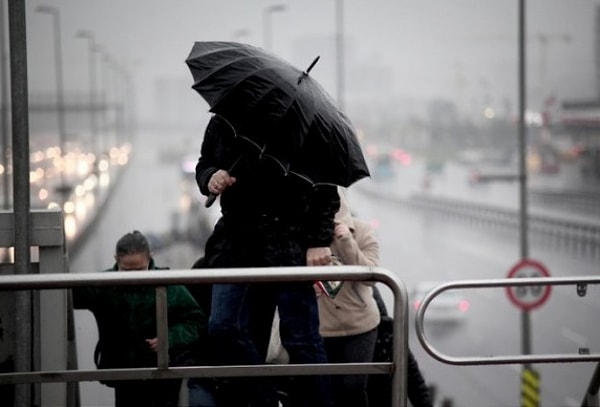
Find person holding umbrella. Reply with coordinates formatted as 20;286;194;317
188;41;370;407
195;114;338;407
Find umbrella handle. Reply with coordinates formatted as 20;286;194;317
205;193;218;208
204;156;242;208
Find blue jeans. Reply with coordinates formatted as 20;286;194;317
187;378;218;407
209;282;332;407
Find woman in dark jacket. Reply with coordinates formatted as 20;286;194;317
195;115;339;407
73;231;206;407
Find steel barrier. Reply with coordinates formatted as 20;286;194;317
415;276;600;365
0;265;409;407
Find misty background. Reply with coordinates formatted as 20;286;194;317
3;2;600;406
23;0;600;138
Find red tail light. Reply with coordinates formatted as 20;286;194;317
458;300;470;312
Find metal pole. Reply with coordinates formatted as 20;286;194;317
104;53;115;151
36;5;68;205
518;0;531;353
518;1;529;265
263;4;286;51
335;0;345;112
518;2;534;405
0;0;10;211
8;1;32;405
96;46;108;156
155;287;169;370
112;59;123;146
76;30;98;155
122;67;134;143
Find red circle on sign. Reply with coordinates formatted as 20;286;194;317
506;259;551;311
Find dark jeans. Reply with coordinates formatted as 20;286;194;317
323;328;378;407
113;378;181;407
209;281;332;407
187;378;219;407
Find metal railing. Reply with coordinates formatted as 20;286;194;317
360;181;600;260
415;276;600;365
0;265;410;407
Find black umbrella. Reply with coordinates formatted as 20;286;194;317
185;41;370;206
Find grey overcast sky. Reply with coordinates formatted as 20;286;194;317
21;0;600;122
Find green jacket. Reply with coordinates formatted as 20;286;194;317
72;260;206;375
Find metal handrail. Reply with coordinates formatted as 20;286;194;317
0;265;410;407
415;276;600;365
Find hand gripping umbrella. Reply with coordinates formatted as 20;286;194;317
185;41;370;206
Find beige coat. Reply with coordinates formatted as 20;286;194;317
318;193;381;337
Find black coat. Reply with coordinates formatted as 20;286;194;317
195;115;340;268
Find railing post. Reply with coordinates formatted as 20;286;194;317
155;286;169;369
389;274;409;407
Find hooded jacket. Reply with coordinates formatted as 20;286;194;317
72;259;205;382
317;191;381;337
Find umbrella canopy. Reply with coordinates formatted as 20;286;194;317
185;41;370;188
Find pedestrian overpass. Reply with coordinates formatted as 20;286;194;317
1;210;600;406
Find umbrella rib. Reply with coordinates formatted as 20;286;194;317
262;153;290;174
236;134;266;154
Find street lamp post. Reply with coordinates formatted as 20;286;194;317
118;61;135;143
95;45;111;156
263;4;286;51
111;59;126;146
75;30;98;156
36;5;69;203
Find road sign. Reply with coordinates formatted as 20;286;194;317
506;259;551;311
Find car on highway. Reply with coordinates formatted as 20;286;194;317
411;281;470;324
372;154;395;180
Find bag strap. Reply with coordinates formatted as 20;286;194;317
372;284;389;317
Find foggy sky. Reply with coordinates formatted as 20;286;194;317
19;0;600;123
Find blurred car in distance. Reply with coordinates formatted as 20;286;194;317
372;154;395;180
411;281;470;324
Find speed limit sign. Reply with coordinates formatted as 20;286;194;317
506;259;552;311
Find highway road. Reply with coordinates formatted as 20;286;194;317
349;166;599;406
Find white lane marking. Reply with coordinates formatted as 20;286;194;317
561;326;588;347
